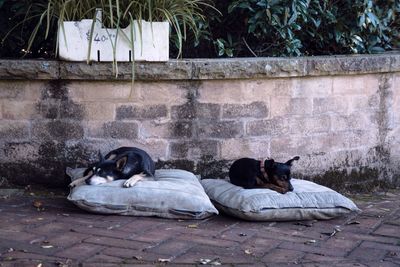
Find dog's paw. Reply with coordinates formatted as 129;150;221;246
123;178;138;188
123;173;146;188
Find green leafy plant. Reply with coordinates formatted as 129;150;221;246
226;0;400;56
1;0;215;60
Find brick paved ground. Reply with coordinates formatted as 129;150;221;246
0;189;400;267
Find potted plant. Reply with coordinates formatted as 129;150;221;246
4;0;216;70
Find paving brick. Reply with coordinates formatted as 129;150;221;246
262;248;304;263
84;236;150;250
0;230;44;243
178;234;238;248
46;232;91;248
54;243;105;259
360;241;400;252
241;237;281;257
374;224;400;238
145;240;194;256
218;227;257;243
70;225;136;239
173;245;257;264
348;246;387;261
278;241;348;257
84;253;123;263
1;191;400;266
133;230;176;243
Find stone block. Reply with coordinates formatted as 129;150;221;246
36;101;60;119
245;78;294;97
138;81;188;105
59;100;85;120
198;80;247;104
1;101;36;120
292;76;333;97
288;115;331;134
221;138;269;159
32;120;84;141
116;139;168;160
222;101;268;119
170;140;219;159
3;142;39;162
270;97;313;117
169;121;193;139
333;74;379;95
0;80;42;100
87;121;138;140
246;118;289;137
0;120;30;140
69;81;133;100
171;103;220;120
331;113;371;131
84;102;116;120
116;104;168;120
198;121;243;138
313;97;349;115
270;134;333;157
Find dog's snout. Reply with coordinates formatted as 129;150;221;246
288;183;294;192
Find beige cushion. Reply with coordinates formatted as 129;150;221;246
67;168;218;220
200;178;360;221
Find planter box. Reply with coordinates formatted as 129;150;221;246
58;11;169;62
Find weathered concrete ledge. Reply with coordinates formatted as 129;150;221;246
0;53;399;81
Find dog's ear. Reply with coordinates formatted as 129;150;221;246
116;156;128;171
285;156;300;166
264;159;275;169
98;150;105;162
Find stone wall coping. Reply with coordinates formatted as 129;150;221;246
0;53;399;81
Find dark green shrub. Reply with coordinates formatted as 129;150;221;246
222;0;400;56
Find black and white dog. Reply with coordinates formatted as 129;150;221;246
69;147;155;188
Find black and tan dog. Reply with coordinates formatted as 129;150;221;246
69;147;155;188
229;156;300;194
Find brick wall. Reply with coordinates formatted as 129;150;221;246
0;55;399;192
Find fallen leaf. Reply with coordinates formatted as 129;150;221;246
199;258;221;265
244;249;252;255
322;228;341;237
132;255;142;260
304;239;316;244
187;224;198;228
346;221;361;225
56;259;72;267
30;237;45;244
33;200;43;209
295;221;314;227
158;258;171;263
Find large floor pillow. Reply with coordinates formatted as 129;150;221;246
67;168;218;220
200;178;360;221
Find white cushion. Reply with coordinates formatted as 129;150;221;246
200;178;360;221
67;168;218;219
